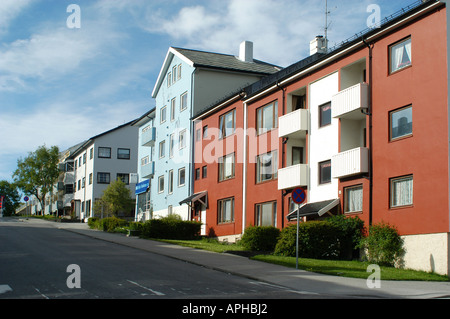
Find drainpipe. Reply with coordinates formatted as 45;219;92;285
276;81;286;229
362;37;374;227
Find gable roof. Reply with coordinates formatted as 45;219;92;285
152;46;282;98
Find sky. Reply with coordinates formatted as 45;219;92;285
0;0;419;184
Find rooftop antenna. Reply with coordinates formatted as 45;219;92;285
324;0;337;52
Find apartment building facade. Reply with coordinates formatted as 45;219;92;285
70;121;139;221
150;43;281;221
191;0;450;274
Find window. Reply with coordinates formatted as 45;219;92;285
118;148;130;160
219;109;236;138
97;172;110;184
79;157;82;166
168;170;173;194
390;175;413;208
89;173;93;185
177;64;182;80
179;129;186;149
171;98;176;121
180;92;188;111
169;134;175;158
82;177;85;189
196;129;201;142
390;37;412;74
218;197;234;224
255;201;277;227
178;167;186;187
172;66;177;83
319;102;332;127
160;106;167;124
219;153;235;182
344;185;363;213
319;160;331;184
83;153;86;164
159;140;165;158
202;166;207;178
292;147;304;165
77;180;81;191
390;106;412;141
195;168;201;180
203;126;208;138
158;175;164;193
141;156;150;166
257;101;278;135
256;151;278;184
116;173;129;185
167;72;172;87
98;147;111;158
89;148;93;160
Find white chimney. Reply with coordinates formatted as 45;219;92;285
310;36;328;55
239;41;253;62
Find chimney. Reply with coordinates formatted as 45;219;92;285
239;41;253;62
310;35;328;55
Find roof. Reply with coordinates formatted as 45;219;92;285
152;46;282;98
131;107;156;127
286;199;340;221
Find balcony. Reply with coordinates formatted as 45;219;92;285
278;164;309;190
332;83;368;120
63;171;75;185
278;109;309;138
332;147;369;179
141;161;155;179
141;127;156;147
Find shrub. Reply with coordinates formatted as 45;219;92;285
140;215;201;240
87;217;99;229
100;216;128;232
274;221;341;259
359;222;405;267
327;215;365;260
240;226;281;252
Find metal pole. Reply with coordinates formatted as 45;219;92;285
296;206;300;270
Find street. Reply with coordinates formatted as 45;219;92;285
0;218;317;300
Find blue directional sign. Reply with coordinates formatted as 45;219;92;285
292;188;306;205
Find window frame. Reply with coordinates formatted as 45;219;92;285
160;106;167;124
158;175;165;194
168;170;174;194
117;148;131;160
98;147;111;159
159;140;166;159
319;160;332;185
179;129;187;149
117;173;130;185
389;36;412;75
390;175;413;209
219;109;236;139
256;100;278;135
217;197;235;224
97;172;111;184
218;153;235;182
344;185;363;213
256;151;278;184
319;102;332;128
389;105;413;141
255;201;277;227
170;98;176;122
178;167;186;187
180;91;188;111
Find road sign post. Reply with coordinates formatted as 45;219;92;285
291;188;306;270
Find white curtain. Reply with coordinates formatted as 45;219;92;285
392;39;411;72
392;177;413;207
347;187;363;212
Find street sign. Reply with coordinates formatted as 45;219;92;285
24;196;29;202
292;188;306;205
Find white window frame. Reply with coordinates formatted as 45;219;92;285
390;175;413;208
344;185;363;213
160;106;167;124
158;175;165;194
180;92;188;111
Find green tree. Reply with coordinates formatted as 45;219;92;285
93;179;134;218
13;145;60;215
0;180;21;216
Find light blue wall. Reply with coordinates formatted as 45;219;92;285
152;55;194;215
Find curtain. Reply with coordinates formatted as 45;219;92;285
347;187;363;212
392;177;413;207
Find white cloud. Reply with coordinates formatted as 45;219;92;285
0;0;33;35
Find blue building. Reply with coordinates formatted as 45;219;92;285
148;42;281;220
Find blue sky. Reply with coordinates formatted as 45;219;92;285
0;0;418;183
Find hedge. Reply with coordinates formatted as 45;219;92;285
240;226;281;252
140;216;202;240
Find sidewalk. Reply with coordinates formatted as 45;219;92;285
21;218;450;299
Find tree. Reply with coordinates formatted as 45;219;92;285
13;145;60;215
0;181;21;216
93;179;134;218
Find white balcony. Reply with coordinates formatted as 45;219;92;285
332;147;369;179
332;83;368;120
278;109;309;138
278;164;309;190
141;127;156;147
141;161;155;179
63;171;75;185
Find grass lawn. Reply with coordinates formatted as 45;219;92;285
159;238;449;282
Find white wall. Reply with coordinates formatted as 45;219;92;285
308;72;339;203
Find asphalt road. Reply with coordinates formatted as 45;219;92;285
0;218;319;301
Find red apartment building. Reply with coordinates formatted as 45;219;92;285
188;0;450;275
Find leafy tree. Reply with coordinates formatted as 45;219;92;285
13;145;60;215
93;178;134;218
0;180;21;216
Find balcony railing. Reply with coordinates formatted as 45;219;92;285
278;164;309;190
141;161;155;179
278;109;309;138
332;83;368;120
332;147;369;179
141;127;156;147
